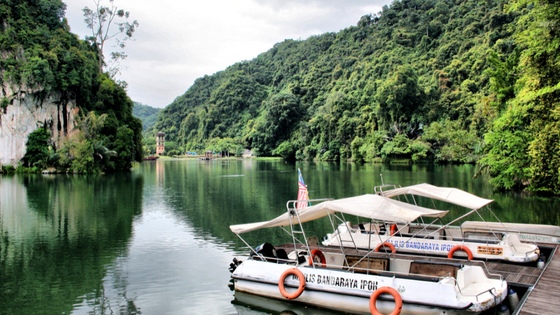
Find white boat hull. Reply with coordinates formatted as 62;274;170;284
461;221;560;245
232;260;507;315
323;225;539;263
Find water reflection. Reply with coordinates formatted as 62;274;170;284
232;291;343;315
0;173;143;315
1;160;559;315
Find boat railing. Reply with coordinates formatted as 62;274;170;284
285;198;334;268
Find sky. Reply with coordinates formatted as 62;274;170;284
64;0;392;108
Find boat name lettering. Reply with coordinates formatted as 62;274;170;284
291;273;377;291
477;246;503;255
520;234;558;243
385;239;456;252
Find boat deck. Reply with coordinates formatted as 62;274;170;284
518;245;560;315
276;244;542;287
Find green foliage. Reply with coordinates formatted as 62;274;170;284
479;106;532;189
1;0;143;173
273;141;295;159
479;0;560;193
1;98;10;111
423;120;481;163
21;128;50;167
146;0;560;192
248;93;301;155
71;139;96;174
1;164;16;173
152;0;515;165
375;65;426;129
112;126;135;170
132;102;161;131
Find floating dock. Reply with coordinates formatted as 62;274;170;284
274;243;560;313
517;245;559;315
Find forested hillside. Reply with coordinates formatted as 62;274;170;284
133;102;161;131
151;0;560;193
0;0;143;173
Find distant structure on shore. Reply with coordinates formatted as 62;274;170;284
156;132;165;155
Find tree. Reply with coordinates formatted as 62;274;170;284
82;0;139;77
112;126;135;170
375;65;426;132
22;128;51;167
479;0;560;193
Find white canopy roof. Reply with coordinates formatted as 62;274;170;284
230;194;448;234
379;183;493;210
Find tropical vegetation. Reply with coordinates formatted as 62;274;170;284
132;102;161;131
0;0;143;173
150;0;560;193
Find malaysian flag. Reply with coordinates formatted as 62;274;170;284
297;168;310;209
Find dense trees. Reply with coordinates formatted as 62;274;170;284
149;0;559;193
480;0;560;193
1;0;143;173
153;0;503;157
132;102;161;131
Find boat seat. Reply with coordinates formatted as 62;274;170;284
345;255;389;273
410;260;462;278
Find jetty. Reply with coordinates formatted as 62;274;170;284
517;245;560;315
274;242;560;314
198;150;217;160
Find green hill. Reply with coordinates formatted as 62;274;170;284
153;0;511;160
133;102;161;131
0;0;143;172
154;0;560;193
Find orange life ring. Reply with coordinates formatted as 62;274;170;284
369;286;403;315
278;268;306;299
447;245;474;260
375;242;396;253
309;249;326;267
390;224;397;236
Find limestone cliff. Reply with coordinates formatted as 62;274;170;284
0;83;79;166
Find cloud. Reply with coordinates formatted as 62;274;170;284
63;0;389;108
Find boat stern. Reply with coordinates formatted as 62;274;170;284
456;265;508;312
502;234;541;263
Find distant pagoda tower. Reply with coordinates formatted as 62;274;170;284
156;132;165;155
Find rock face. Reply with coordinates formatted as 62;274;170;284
0;84;79;166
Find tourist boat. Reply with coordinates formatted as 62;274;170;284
460;221;560;245
143;156;159;161
229;195;507;315
321;184;540;264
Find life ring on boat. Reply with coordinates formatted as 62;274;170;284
309;249;326;267
374;242;396;253
278;268;306;299
390;224;398;235
369;286;403;315
447;245;474;260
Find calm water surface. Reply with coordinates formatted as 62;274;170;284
1;160;559;315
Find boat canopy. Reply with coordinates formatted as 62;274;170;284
229;194;448;234
380;183;493;210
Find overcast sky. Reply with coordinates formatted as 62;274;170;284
64;0;391;108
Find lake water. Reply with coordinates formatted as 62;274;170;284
1;159;559;315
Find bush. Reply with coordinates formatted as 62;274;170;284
1;165;15;173
167;149;180;156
